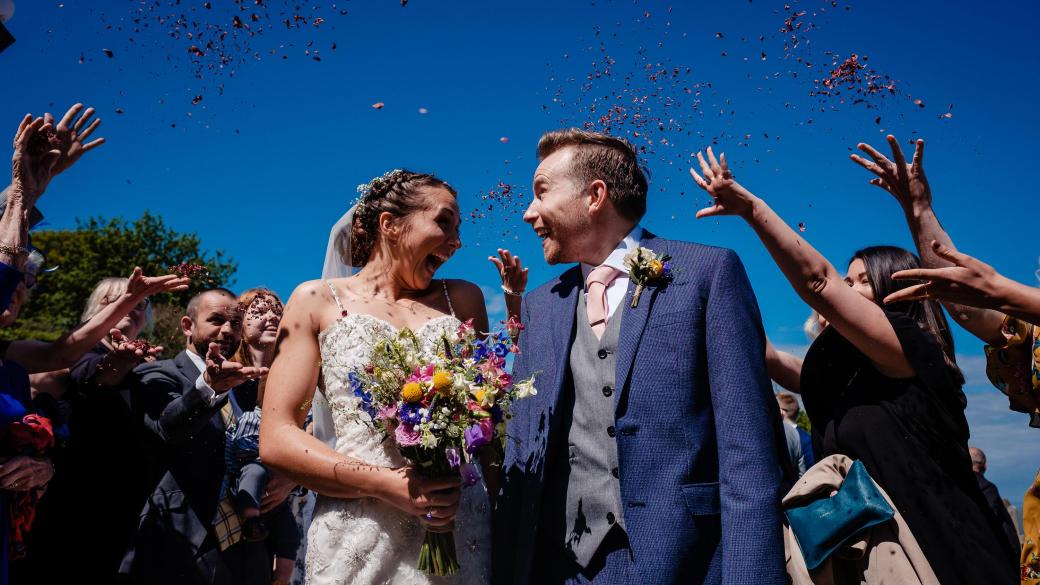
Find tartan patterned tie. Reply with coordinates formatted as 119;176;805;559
213;399;243;551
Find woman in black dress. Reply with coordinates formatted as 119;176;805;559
690;147;1017;584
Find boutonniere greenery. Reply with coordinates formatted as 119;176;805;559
623;246;674;308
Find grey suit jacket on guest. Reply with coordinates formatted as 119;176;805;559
120;350;270;585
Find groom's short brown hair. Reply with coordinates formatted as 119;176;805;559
537;128;649;221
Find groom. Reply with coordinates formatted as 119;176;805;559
493;129;786;584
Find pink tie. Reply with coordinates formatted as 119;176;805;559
586;265;621;339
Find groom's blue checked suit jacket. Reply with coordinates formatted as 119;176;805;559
494;231;787;585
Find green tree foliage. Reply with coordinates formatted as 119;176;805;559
3;212;236;356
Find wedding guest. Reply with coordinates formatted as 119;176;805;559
120;288;293;585
851;136;1040;580
18;276;166;583
969;447;1019;554
0;103;103;311
776;392;813;472
0;107;107;585
225;288;299;585
690;146;1017;583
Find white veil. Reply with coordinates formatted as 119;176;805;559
311;204;359;447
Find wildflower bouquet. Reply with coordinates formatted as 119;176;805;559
347;316;536;576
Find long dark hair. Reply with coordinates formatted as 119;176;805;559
850;245;964;385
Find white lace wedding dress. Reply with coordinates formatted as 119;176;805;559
304;282;492;585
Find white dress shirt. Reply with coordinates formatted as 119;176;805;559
579;225;643;319
185;348;242;418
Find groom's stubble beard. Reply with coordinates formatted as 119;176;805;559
543;212;593;266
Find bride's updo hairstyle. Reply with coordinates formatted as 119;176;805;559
349;169;457;267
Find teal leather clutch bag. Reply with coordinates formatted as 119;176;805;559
785;459;895;570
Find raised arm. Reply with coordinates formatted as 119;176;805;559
691;147;914;379
885;241;1040;328
3;115;59;272
765;339;803;393
489;248;527;327
850;136;1005;344
5;268;189;373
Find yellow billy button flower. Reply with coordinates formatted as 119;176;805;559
401;382;424;403
473;389;487;404
647;259;664;279
432;370;453;394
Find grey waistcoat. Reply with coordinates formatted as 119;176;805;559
563;290;627;568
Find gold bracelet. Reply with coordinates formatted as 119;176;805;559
0;242;28;256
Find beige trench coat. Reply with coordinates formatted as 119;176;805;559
783;454;940;585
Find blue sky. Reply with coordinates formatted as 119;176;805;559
3;0;1039;504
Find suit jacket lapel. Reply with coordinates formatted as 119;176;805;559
174;350;201;381
614;231;666;411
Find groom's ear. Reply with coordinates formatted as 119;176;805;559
587;179;609;215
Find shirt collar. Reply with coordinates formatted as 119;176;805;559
580;224;643;282
185;347;207;375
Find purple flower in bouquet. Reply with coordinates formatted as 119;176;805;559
445;447;461;469
463;419;493;454
395;423;421;447
460;462;481;487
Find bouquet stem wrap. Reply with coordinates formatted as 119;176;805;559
404;445;461;576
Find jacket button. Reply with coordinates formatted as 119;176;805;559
606;512;616;525
611;467;619;478
607;426;616;437
597;349;608;359
602;386;613;397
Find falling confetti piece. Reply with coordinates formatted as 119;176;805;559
192;95;203;105
114;108;125;114
499;137;509;143
418;107;429;114
914;99;925;108
798;222;806;232
372;102;385;109
102;48;114;58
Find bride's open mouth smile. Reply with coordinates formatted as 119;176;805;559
425;251;451;272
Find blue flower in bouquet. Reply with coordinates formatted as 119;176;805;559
490;403;503;424
399;402;425;426
349;372;368;400
492;343;509;358
472;341;490;362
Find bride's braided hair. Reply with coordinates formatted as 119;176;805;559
349;169;457;267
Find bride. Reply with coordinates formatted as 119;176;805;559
260;170;518;585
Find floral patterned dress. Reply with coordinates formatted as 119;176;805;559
985;316;1040;582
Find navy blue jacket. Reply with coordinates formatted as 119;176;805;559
494;232;786;585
